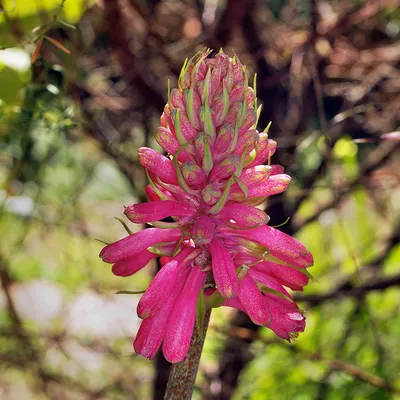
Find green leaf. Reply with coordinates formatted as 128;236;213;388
253;72;258;110
271;216;291;228
178;57;188;89
258;285;293;302
233;175;249;198
0;0;94;48
114;217;133;235
116;290;146;295
173;108;186;145
209;177;234;214
147;241;176;256
263;121;272;134
172;234;184;256
145;169;169;200
263;253;316;281
205;290;225;309
57;20;77;30
237;264;250;280
0;48;31;105
254;103;262;129
95;238;110;245
148;221;180;229
171;140;198;195
196;289;206;340
203;101;214;138
202;133;213;174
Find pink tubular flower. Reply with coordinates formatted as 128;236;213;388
100;49;313;363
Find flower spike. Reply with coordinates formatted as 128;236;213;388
99;49;313;363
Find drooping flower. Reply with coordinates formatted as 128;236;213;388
99;49;313;363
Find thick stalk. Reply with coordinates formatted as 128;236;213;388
164;309;212;400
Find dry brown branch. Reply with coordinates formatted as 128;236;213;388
295;272;400;305
306;352;398;393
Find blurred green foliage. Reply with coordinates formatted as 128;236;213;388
0;0;92;47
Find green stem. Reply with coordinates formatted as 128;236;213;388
164;308;211;400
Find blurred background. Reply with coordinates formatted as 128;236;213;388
0;0;399;399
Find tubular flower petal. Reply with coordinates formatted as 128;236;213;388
248;268;293;299
137;248;195;319
246;135;277;167
246;174;291;198
155;127;180;156
99;228;181;263
138;147;178;184
125;200;196;223
209;155;240;182
144;184;174;202
182;161;208;187
264;295;306;340
112;250;157;277
239;165;272;186
238;274;271;326
230;174;291;200
133;267;190;359
252;261;309;291
99;49;314;362
231;225;314;268
133;302;171;360
224;293;305;341
163;267;205;362
192;216;216;245
270;165;285;175
208;238;239;298
218;203;270;228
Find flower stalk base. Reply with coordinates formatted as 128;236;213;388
164;309;211;400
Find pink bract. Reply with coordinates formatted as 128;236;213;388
100;49;313;363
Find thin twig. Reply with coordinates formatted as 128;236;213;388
295;142;400;230
211;325;400;394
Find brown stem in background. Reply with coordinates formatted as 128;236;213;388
103;0;165;111
153;257;172;400
164;309;211;400
209;0;251;49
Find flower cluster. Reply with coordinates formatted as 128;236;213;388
99;49;313;363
